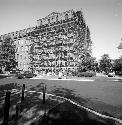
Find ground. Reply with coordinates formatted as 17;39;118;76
0;75;122;124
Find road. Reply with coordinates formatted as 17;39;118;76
0;76;122;119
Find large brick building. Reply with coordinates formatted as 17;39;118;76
0;9;92;75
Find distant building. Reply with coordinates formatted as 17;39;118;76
0;9;92;74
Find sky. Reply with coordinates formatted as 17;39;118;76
0;0;122;60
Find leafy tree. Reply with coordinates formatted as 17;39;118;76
99;54;113;74
113;56;122;75
78;53;97;72
0;36;17;71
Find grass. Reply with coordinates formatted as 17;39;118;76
0;77;122;124
0;83;118;125
0;85;60;125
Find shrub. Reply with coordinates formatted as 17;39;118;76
77;71;96;77
116;71;122;76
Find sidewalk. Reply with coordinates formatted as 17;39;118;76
96;73;107;77
96;73;122;79
31;75;95;81
114;75;122;80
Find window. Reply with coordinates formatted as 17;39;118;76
17;54;19;60
21;40;24;44
20;55;22;59
25;40;27;44
21;46;23;51
24;63;26;67
25;46;28;51
16;48;18;52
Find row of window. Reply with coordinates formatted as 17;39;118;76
34;60;76;66
16;54;28;60
16;45;30;52
19;62;29;70
16;39;30;45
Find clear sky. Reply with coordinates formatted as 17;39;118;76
0;0;122;60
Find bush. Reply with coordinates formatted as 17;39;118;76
0;69;3;74
116;71;122;76
77;71;96;77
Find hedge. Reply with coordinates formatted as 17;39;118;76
77;71;96;77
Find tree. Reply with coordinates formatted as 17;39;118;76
78;52;97;72
99;54;113;74
113;56;122;75
0;36;17;71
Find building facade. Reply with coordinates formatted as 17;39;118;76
15;38;31;71
0;9;92;74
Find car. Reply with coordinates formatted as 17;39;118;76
16;71;37;79
24;71;37;78
16;72;25;79
107;72;115;77
10;69;21;74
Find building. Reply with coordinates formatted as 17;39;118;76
15;38;30;71
0;9;92;74
0;27;35;71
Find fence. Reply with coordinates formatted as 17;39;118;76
2;83;49;125
1;83;122;125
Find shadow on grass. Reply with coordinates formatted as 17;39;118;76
29;82;88;106
0;75;9;79
29;82;45;92
36;101;116;125
0;83;22;124
0;83;59;125
51;87;88;106
0;83;119;125
0;83;21;93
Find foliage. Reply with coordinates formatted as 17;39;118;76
113;56;122;75
77;71;96;77
78;53;98;72
0;36;17;71
99;54;113;74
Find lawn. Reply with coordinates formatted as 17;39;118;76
0;76;122;124
0;83;63;125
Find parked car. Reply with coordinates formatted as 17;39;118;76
24;71;37;78
10;69;21;74
107;72;115;77
16;71;37;79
